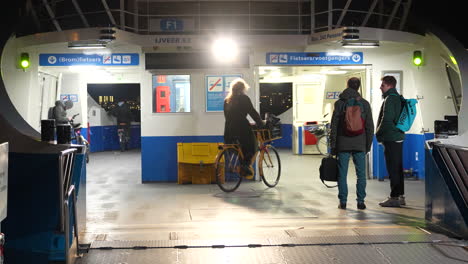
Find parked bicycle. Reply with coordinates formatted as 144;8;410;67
305;114;331;156
117;123;130;152
69;113;90;163
215;127;282;192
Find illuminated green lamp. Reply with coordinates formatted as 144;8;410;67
413;50;423;66
450;56;458;65
19;52;30;69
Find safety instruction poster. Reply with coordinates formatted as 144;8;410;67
326;92;341;99
206;74;242;112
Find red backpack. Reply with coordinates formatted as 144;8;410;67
342;97;365;136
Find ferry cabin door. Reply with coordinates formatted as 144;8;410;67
292;81;325;154
38;72;60;128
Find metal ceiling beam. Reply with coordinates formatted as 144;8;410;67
71;0;90;27
328;0;332;30
101;0;117;26
120;0;125;29
361;0;379;27
336;0;352;28
399;0;412;31
310;0;315;33
42;0;62;31
385;0;402;29
26;0;41;31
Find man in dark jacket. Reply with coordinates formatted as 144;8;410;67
51;99;73;125
376;76;406;207
330;77;374;210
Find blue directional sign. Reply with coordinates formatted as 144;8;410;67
266;52;363;65
39;53;140;66
160;19;184;31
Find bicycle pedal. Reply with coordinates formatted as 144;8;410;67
244;174;254;180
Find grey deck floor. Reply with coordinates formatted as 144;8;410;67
75;149;467;264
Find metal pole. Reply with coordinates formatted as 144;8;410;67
42;0;62;31
385;0;402;29
310;0;315;33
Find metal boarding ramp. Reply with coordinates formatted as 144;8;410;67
74;229;467;264
426;143;468;238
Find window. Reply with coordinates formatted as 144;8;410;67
445;64;462;114
152;75;191;113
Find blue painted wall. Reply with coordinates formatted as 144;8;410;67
141;124;292;182
270;124;292;149
141;135;224;182
83;125;141;152
372;133;434;180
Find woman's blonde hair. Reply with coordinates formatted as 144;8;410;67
225;78;249;103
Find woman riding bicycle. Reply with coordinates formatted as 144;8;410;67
224;78;264;178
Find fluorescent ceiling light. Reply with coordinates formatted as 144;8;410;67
326;51;353;57
321;70;347;75
342;40;379;48
68;40;107;49
69;66;99;73
270;71;281;78
339;66;367;69
83;49;111;55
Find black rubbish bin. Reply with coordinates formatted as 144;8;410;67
434;120;449;139
56;124;72;144
40;119;56;143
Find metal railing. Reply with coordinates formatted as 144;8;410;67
58;148;81;264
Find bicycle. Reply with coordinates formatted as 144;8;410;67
215;128;282;192
304;114;331;156
315;120;331;156
69;113;90;163
117;123;130;152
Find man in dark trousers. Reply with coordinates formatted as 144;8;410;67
109;100;133;151
330;77;374;210
376;76;406;207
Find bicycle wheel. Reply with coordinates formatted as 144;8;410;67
215;147;243;192
259;145;281;188
316;135;329;156
118;131;125;152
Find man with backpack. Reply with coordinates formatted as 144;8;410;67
330;77;374;210
376;76;406;207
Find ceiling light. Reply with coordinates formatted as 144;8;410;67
342;40;379;48
339;66;367;69
326;51;353;57
321;70;347;75
270;71;281;78
211;37;239;62
68;40;107;49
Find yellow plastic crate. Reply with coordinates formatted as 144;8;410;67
177;142;223;184
177;142;222;164
178;163;219;184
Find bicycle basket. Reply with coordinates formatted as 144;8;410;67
254;126;282;142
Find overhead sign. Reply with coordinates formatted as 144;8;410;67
206;74;242;112
149;18;195;32
266;52;363;65
39;53;139;66
308;28;344;44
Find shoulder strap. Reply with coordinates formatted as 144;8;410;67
321;178;338;188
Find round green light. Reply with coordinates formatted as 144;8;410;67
21;59;30;68
413;57;422;66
